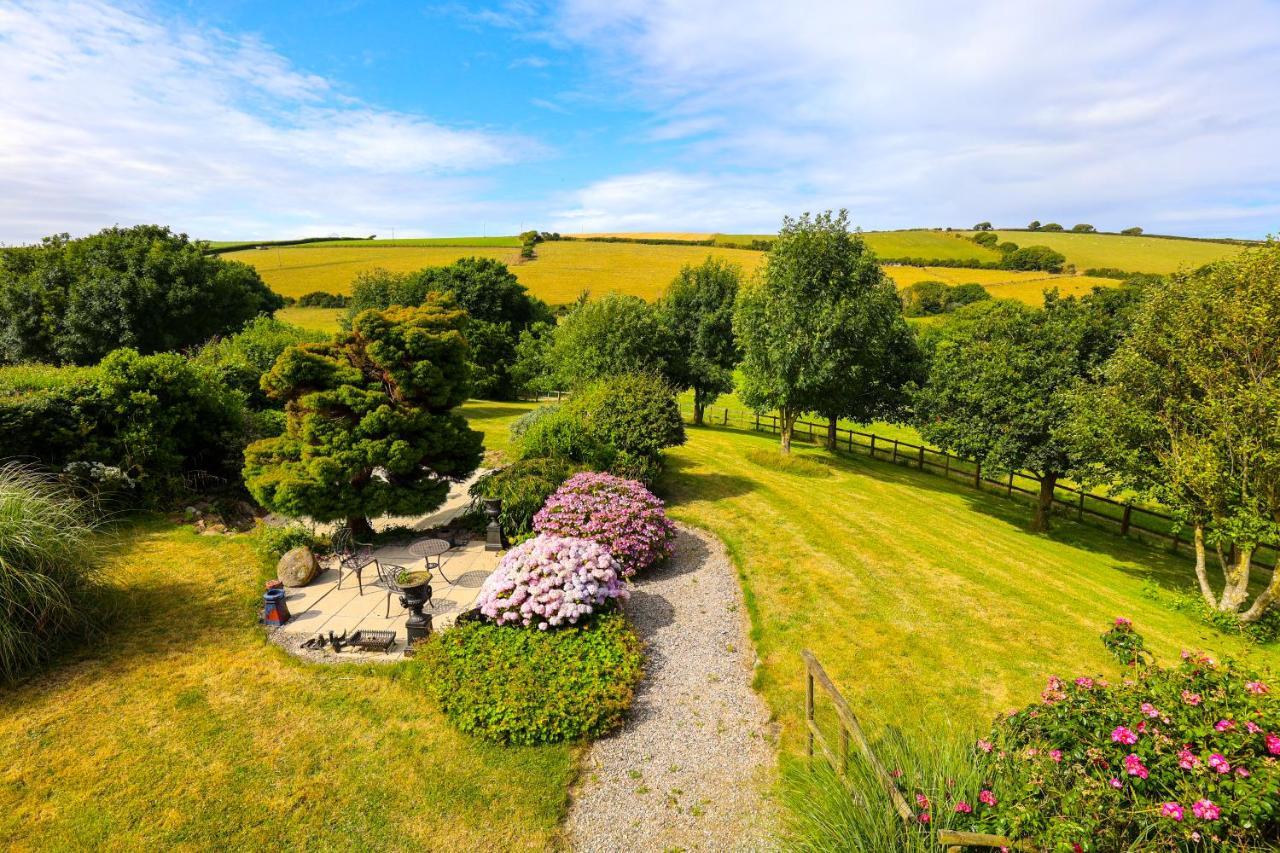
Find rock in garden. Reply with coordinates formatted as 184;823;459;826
277;546;319;587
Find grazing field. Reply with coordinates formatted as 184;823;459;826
241;240;1119;308
966;230;1249;273
0;518;573;850
658;425;1280;746
276;305;344;333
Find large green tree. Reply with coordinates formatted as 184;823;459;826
734;210;920;452
656;257;741;425
914;287;1138;532
1065;245;1280;622
0;225;282;365
244;299;483;536
346;257;551;399
546;293;677;389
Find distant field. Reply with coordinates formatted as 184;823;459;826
231;241;766;303
321;236;522;248
886;266;1118;302
275;305;343;333
968;230;1248;273
716;230;1001;262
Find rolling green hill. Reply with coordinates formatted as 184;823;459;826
966;230;1249;273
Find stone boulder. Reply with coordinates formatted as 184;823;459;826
277;546;320;587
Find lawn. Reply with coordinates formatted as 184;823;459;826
967;230;1248;274
654;425;1280;752
0;518;574;850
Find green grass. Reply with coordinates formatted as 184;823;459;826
276;305;344;333
968;230;1248;274
460;399;540;459
653;425;1280;751
717;230;1002;262
0;518;574;849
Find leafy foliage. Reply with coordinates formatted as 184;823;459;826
545;293;677;389
468;457;580;538
195;316;324;410
1001;244;1067;272
656;257;742;423
900;280;991;316
346;258;552;399
0;225;282;365
1064;242;1280;621
562;373;686;479
413;611;643;745
244;300;483;532
533;472;676;577
0;464;101;684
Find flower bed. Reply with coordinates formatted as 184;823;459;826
532;472;675;577
476;534;628;629
948;620;1280;850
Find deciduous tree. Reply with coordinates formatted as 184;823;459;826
546;294;677;389
656;257;741;424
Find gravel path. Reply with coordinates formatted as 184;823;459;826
566;524;779;852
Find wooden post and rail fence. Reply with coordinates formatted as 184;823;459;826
681;404;1280;573
803;650;1035;851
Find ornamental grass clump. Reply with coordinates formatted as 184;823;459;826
476;534;628;629
533;472;675;577
953;619;1280;850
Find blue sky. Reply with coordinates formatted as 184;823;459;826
2;0;1279;241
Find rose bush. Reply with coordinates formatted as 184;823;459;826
944;620;1280;850
476;534;628;629
532;472;675;577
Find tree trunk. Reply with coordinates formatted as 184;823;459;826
693;396;705;426
826;414;838;451
779;408;796;454
1218;545;1254;614
1031;473;1057;532
1240;556;1280;622
346;515;374;540
1192;523;1216;607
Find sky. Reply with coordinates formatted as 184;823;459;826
2;0;1279;242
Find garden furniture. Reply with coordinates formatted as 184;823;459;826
331;526;378;594
373;562;434;618
409;537;454;583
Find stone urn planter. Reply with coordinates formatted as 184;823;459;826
277;545;320;587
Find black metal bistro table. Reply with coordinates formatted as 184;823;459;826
408;538;454;584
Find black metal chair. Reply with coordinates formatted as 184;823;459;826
373;562;434;618
332;526;378;595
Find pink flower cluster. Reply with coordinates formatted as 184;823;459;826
534;472;676;577
476;535;628;629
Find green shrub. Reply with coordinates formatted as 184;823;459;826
295;291;348;308
1001;245;1066;272
251;523;321;561
195;316;324;409
563;373;686;464
0;464;102;683
468;457;579;538
412;611;644;745
517;406;617;470
508;403;562;442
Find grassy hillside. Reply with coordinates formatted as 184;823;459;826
968;230;1248;273
241;240;1116;308
0;518;573;849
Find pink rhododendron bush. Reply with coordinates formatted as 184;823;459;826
933;620;1280;850
532;472;676;577
476;534;628;629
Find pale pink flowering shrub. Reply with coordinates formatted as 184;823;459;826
476;534;628;629
533;472;676;577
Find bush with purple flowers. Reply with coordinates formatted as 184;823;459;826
476;534;628;629
533;472;675;577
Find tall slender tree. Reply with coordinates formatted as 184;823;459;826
656;257;741;425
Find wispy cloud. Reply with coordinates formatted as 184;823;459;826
547;0;1280;236
0;0;536;241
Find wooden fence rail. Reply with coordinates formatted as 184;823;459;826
682;405;1280;573
803;650;1035;851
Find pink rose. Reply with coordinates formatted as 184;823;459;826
1214;719;1235;732
1140;702;1159;718
1177;748;1199;770
916;793;930;808
979;789;997;806
1124;754;1148;779
1109;777;1123;789
1049;749;1063;763
1245;680;1269;694
1114;616;1132;628
1191;799;1221;821
954;801;972;814
1266;733;1280;756
1111;726;1139;745
976;739;994;753
1181;691;1202;706
1207;753;1230;774
917;811;930;824
1161;802;1184;821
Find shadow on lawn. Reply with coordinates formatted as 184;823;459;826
658;446;757;507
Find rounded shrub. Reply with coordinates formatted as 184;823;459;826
414;611;644;745
517;405;616;470
476;534;628;628
564;373;685;462
0;464;101;683
533;472;676;577
467;457;579;538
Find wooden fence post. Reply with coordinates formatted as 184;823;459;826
870;434;876;457
806;668;815;768
892;439;899;463
944;453;951;478
1120;504;1132;536
1007;471;1014;496
754;412;760;432
1078;490;1085;520
723;408;729;425
918;446;925;469
974;461;982;490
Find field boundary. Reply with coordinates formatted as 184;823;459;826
681;404;1279;572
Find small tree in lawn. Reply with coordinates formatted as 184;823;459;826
914;293;1119;532
244;299;483;537
1065;243;1280;622
546;293;677;389
656;257;741;425
735;210;920;452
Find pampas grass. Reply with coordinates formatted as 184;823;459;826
0;463;102;683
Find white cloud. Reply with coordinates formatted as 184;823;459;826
548;0;1280;236
0;0;535;242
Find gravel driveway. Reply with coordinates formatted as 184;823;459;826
565;524;778;851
